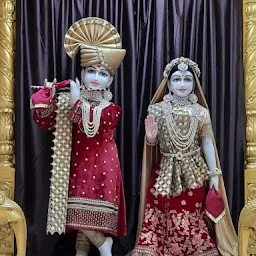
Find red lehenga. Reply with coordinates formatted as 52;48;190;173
33;94;127;237
133;156;219;256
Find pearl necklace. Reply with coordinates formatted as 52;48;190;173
163;94;198;152
80;90;110;138
166;110;198;151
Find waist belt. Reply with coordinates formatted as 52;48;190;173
161;147;201;160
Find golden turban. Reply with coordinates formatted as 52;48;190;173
64;17;126;75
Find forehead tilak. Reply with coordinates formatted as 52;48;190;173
88;65;105;70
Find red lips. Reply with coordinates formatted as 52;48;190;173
91;81;100;86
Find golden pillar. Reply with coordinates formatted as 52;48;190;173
239;0;256;255
0;0;26;255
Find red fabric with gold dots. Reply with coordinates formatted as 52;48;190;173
33;100;127;237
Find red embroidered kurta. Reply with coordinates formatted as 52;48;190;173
33;99;127;237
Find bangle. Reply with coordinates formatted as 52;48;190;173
146;137;157;146
208;167;222;177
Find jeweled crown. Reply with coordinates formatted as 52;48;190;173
163;57;201;78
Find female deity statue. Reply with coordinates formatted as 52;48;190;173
30;17;127;256
131;57;238;256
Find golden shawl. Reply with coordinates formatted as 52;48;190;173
136;59;238;256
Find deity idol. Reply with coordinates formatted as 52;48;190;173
30;17;127;256
132;57;238;256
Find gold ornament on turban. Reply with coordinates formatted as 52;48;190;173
64;17;126;75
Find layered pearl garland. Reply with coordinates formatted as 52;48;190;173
163;94;198;152
80;90;110;138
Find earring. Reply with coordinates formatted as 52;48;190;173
163;93;174;103
188;92;198;104
103;89;113;101
81;78;85;88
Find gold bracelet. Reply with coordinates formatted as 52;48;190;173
208;167;222;177
146;137;157;146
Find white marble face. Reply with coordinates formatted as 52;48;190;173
168;70;194;97
82;64;113;89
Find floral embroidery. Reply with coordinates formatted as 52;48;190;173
188;191;193;196
133;187;219;256
181;200;186;205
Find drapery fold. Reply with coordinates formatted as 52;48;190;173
15;1;244;255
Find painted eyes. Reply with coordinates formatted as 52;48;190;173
99;71;108;77
172;77;192;82
87;69;96;74
87;69;108;77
